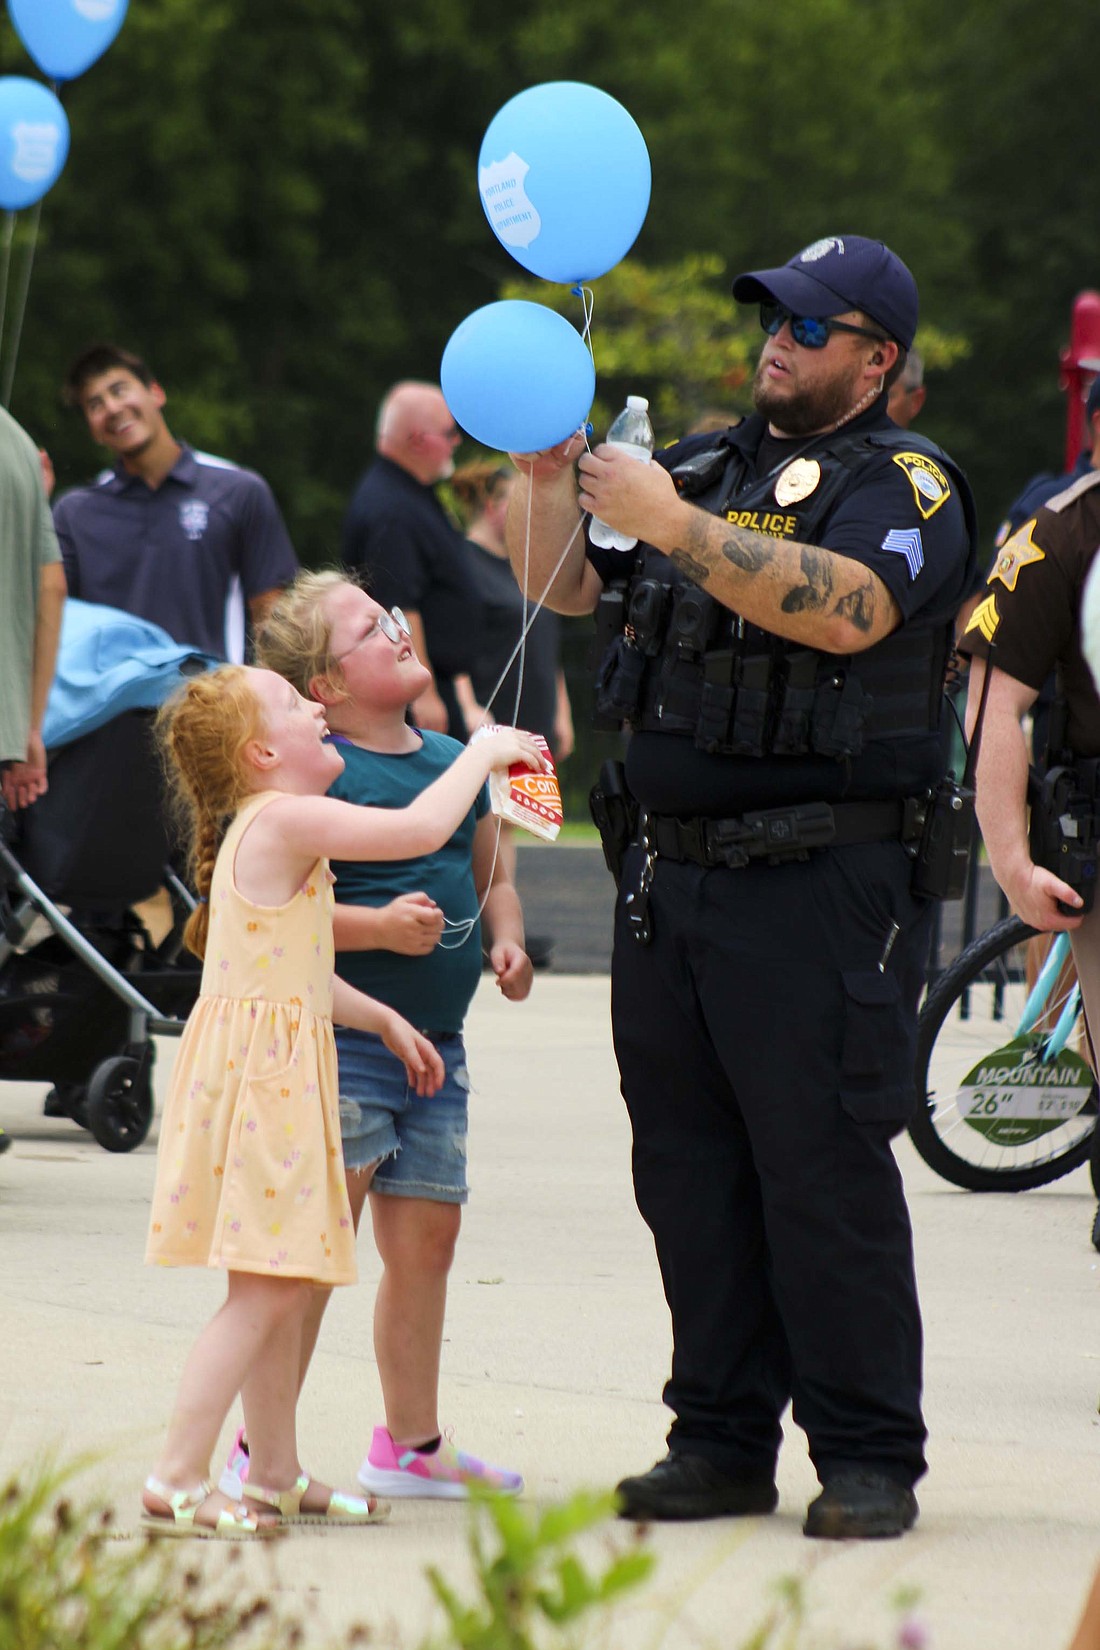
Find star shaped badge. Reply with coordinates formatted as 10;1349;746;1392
989;518;1045;593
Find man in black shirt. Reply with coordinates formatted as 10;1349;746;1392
342;382;481;739
506;236;976;1539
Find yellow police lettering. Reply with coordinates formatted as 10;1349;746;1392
725;509;798;537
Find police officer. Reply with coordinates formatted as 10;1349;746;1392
960;438;1100;1249
506;236;976;1539
960;376;1100;752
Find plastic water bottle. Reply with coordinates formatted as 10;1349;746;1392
588;395;654;552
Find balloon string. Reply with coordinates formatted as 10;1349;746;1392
0;211;14;374
1;198;42;409
440;478;585;949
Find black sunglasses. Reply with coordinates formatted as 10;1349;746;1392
759;300;888;351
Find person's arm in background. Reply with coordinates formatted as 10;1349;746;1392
332;892;445;956
553;667;575;762
405;608;449;733
3;560;67;811
1068;1562;1100;1650
453;673;489;738
966;656;1084;931
247;587;284;632
505;435;603;615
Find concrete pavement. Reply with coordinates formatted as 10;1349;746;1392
1;972;1098;1649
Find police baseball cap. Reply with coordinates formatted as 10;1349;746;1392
731;235;918;351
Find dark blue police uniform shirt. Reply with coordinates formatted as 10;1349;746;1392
586;401;973;813
52;443;298;661
341;456;480;683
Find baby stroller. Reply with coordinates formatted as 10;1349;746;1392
0;602;215;1153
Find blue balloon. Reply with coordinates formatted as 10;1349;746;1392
9;0;128;84
478;82;651;284
0;79;70;211
441;301;595;454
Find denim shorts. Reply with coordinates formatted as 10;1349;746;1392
335;1027;470;1202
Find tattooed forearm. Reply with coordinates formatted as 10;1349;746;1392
780;546;836;615
832;576;877;633
670;549;712;585
719;529;769;574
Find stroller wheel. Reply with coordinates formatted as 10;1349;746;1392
85;1055;154;1153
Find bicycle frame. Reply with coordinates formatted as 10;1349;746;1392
1017;931;1080;1061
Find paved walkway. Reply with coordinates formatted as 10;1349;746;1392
1;974;1098;1650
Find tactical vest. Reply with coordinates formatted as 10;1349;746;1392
593;419;977;761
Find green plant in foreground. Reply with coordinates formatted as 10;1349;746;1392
423;1485;655;1650
737;1574;929;1650
0;1455;929;1650
0;1457;318;1650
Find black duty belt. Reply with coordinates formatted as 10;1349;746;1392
647;798;925;870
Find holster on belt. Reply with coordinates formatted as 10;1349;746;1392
589;760;639;885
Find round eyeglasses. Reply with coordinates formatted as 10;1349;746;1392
759;300;888;351
333;606;411;662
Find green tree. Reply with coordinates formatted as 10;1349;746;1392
0;0;1093;567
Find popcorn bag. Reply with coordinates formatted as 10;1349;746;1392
475;727;562;841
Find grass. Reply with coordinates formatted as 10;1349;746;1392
518;821;599;847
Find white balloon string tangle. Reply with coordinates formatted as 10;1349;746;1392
572;283;596;355
1;198;42;409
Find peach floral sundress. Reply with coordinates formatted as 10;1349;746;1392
145;791;356;1285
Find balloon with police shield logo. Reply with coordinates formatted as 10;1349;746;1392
0;78;70;211
441;300;595;455
8;0;129;84
478;82;651;285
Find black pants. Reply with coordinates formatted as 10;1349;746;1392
611;838;931;1488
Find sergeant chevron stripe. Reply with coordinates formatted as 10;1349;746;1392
880;526;924;579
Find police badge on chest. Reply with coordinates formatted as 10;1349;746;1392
179;500;209;542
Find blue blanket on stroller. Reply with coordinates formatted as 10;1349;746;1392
43;601;216;752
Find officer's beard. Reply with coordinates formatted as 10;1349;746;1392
752;361;879;437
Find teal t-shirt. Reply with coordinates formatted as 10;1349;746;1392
327;731;490;1033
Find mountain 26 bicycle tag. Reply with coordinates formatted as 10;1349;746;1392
956;1033;1094;1146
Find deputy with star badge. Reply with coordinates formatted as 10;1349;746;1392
506;236;977;1539
960;432;1100;1032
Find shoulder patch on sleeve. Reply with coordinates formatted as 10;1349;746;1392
989;518;1045;593
891;451;951;520
965;592;1000;643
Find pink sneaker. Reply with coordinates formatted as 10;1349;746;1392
218;1427;250;1500
356;1426;523;1500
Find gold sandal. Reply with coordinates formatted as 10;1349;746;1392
141;1475;283;1540
245;1472;389;1526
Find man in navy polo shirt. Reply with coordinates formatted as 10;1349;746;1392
53;345;298;662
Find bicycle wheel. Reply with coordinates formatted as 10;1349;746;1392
911;914;1099;1191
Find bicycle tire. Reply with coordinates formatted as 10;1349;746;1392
911;914;1098;1191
